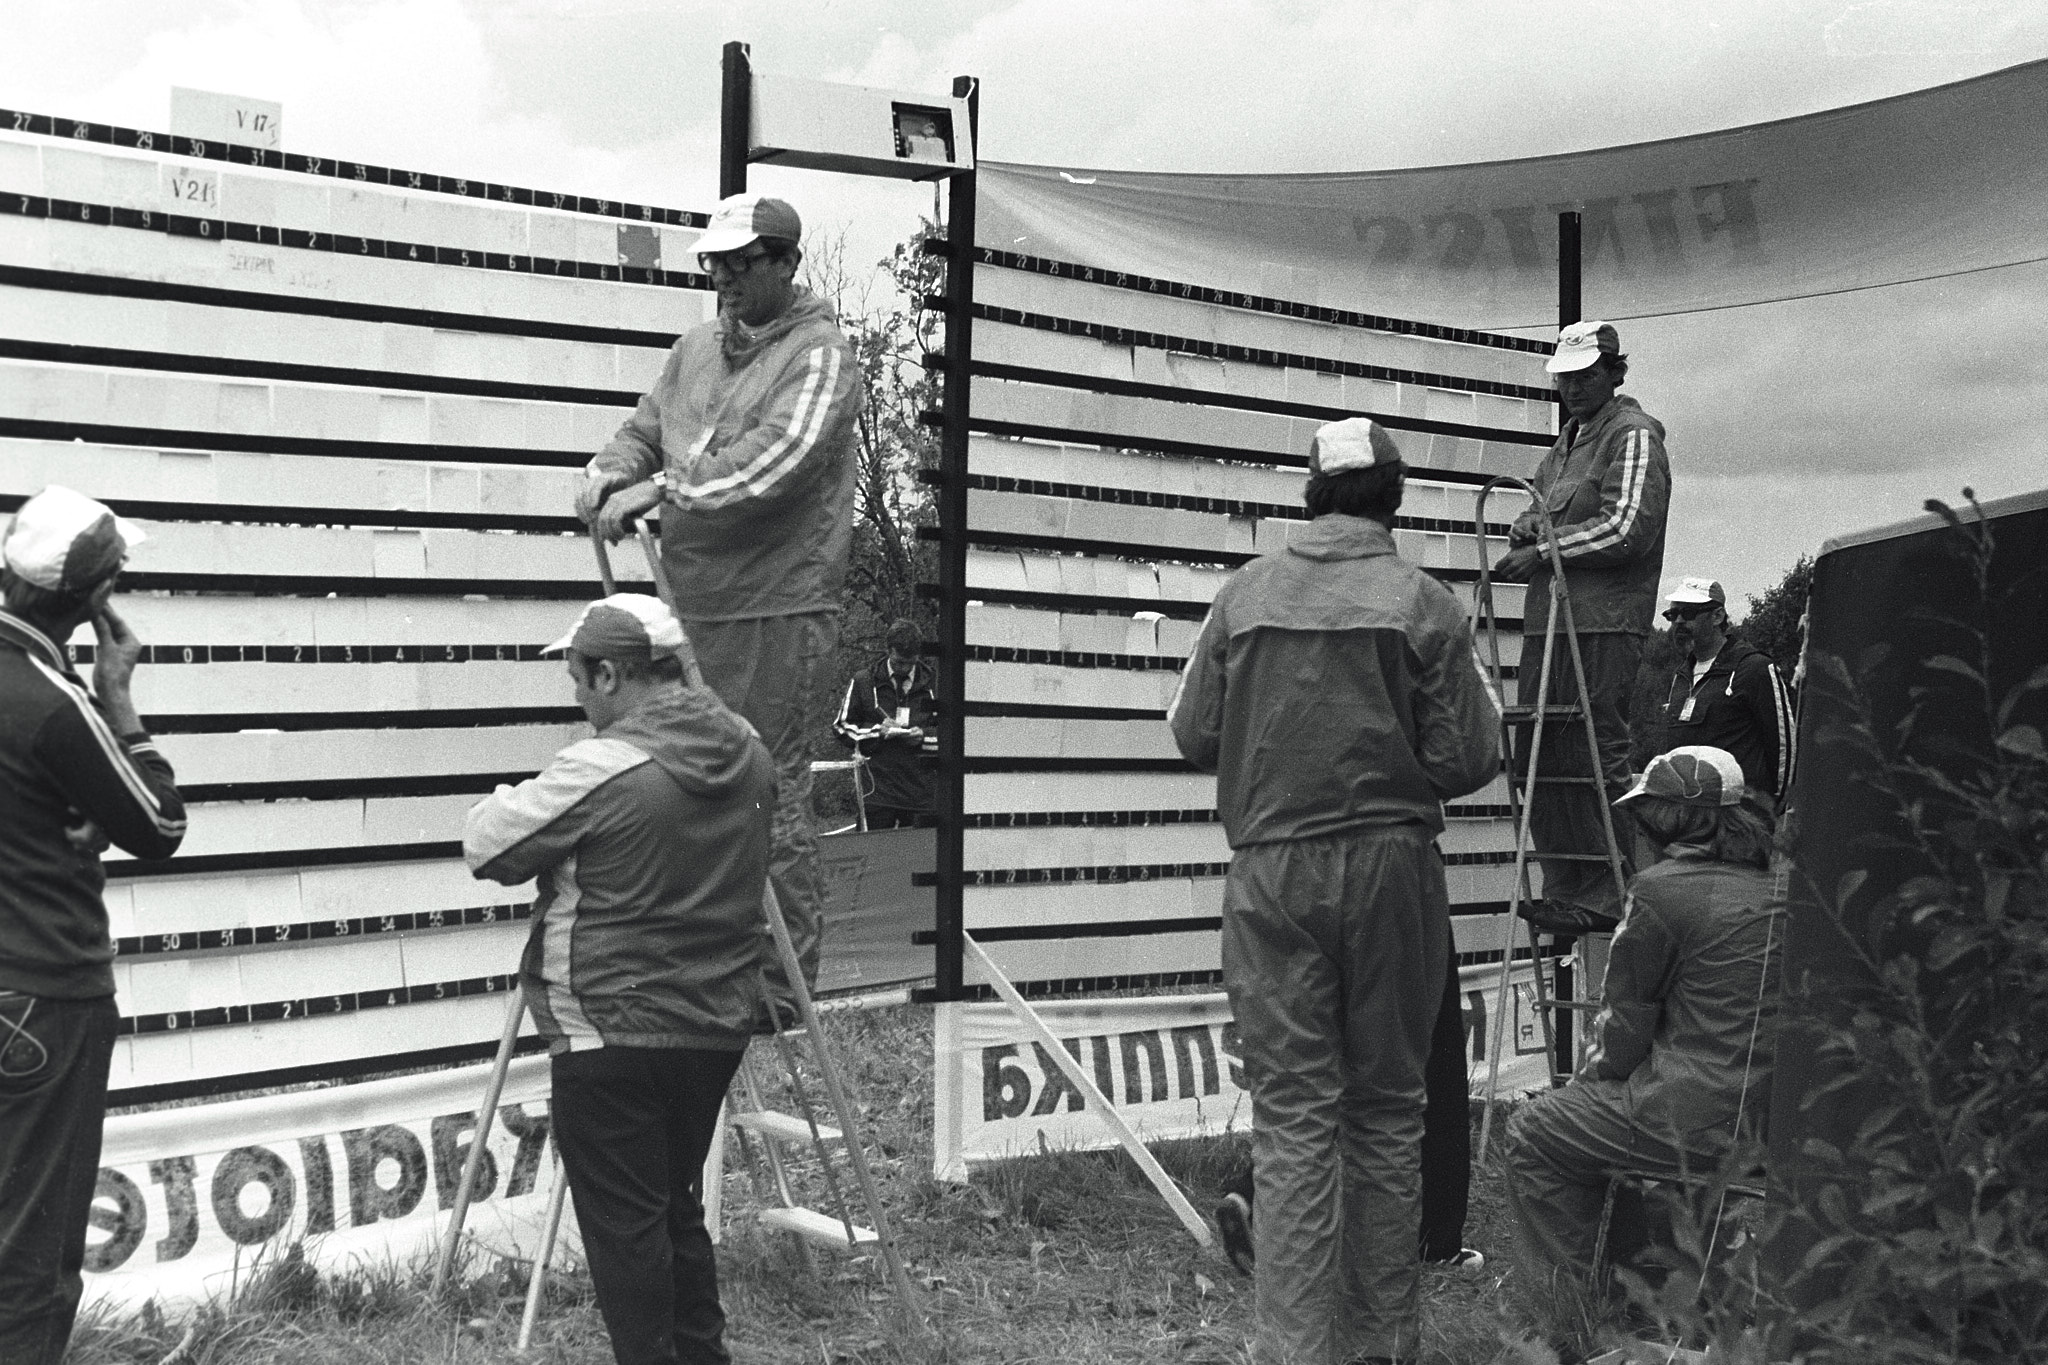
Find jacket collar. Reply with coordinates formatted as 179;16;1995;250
873;654;933;694
0;609;68;671
1563;393;1642;447
1285;514;1397;562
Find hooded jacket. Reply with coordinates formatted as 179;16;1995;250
589;288;859;622
1516;394;1671;637
1168;516;1502;847
0;610;186;998
833;654;938;814
1661;635;1797;799
463;685;775;1053
1582;853;1782;1135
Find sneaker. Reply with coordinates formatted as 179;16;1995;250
1517;899;1619;937
1214;1192;1254;1275
1424;1247;1486;1276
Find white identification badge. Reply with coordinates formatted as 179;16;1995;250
1679;696;1698;722
894;706;911;726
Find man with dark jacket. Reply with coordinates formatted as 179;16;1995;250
577;194;858;997
833;619;938;829
1494;321;1672;935
1170;418;1501;1365
465;593;774;1365
1;486;185;1365
1658;578;1796;803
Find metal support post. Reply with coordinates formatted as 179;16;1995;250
719;41;751;198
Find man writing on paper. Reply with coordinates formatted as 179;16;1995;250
576;194;858;998
465;594;773;1365
1491;321;1671;936
1169;419;1501;1365
1;487;185;1365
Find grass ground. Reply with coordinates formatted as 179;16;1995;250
67;1002;1629;1365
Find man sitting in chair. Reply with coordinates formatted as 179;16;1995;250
1506;745;1782;1294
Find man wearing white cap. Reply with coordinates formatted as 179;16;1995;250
1506;746;1782;1295
575;193;858;1000
465;593;774;1365
1493;320;1672;936
0;486;185;1364
1170;418;1500;1365
1659;577;1797;804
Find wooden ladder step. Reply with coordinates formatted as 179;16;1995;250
731;1110;842;1145
758;1205;878;1249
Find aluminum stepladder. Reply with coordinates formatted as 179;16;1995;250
1470;477;1632;1161
433;519;924;1347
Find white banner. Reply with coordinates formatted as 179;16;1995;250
83;1056;572;1310
933;968;1554;1180
978;59;2048;328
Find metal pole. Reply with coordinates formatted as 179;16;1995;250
432;986;525;1297
719;42;751;199
514;1147;570;1352
1557;209;1582;330
933;75;978;1001
1550;207;1582;1082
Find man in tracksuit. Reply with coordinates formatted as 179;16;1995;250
577;194;858;997
1;486;186;1364
465;594;774;1365
1658;577;1797;804
1493;321;1672;936
1170;418;1501;1365
833;619;939;829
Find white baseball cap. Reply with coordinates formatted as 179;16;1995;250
692;193;803;257
1546;320;1620;375
543;593;689;662
1665;577;1726;607
1616;746;1747;808
2;485;145;593
1309;417;1401;475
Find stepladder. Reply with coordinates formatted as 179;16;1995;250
1469;475;1633;1160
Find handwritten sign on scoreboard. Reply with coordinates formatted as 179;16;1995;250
170;87;282;152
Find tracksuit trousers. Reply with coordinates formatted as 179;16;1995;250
686;610;838;995
1516;632;1641;920
552;1045;747;1365
1222;824;1450;1365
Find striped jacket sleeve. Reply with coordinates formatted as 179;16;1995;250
833;676;885;747
465;738;649;886
30;660;185;859
1735;654;1799;798
1550;423;1671;567
669;339;858;514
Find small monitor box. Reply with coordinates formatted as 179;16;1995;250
749;72;973;181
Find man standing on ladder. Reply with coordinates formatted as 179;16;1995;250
465;594;774;1365
577;194;859;998
1170;418;1501;1365
1491;321;1672;936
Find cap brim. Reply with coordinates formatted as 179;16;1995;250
691;226;761;256
113;515;147;551
1545;349;1601;374
540;628;577;657
1665;592;1716;606
1613;771;1654;805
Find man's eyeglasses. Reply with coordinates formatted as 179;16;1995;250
698;248;773;277
1661;604;1717;623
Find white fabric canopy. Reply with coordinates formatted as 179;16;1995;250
978;59;2048;328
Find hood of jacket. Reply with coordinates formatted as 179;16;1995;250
602;686;765;801
1284;514;1397;563
1573;393;1666;447
717;286;841;366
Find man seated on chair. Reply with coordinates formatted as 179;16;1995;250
1506;745;1782;1297
464;593;773;1365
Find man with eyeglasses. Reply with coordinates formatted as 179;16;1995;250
576;194;858;1001
1657;578;1796;806
1492;321;1671;937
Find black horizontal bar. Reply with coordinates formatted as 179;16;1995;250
920;525;1487;583
114;900;530;960
960;701;1161;721
144;707;583;735
956;358;1553;447
0;263;684;350
0;491;580;537
177;770;538;804
914;968;1225;1005
961;757;1199;773
915;916;1221;945
920;583;1212;620
107;1035;553;1109
0;415;587;468
113;570;616;599
104;840;464;878
0;336;640;407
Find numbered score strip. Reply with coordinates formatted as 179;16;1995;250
0;185;709;291
0;105;708;228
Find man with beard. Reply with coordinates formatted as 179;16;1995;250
577;194;857;1000
1657;578;1796;806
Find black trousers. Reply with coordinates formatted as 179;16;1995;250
552;1045;746;1365
0;994;118;1365
1224;929;1471;1259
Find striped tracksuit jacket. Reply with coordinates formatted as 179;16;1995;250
1513;394;1671;638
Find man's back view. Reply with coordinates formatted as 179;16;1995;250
1170;419;1500;1365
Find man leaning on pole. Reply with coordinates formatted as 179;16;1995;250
1492;321;1672;936
1169;419;1501;1365
464;594;774;1365
576;193;858;998
1;487;186;1365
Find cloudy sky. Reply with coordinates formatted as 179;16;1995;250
6;0;2047;608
